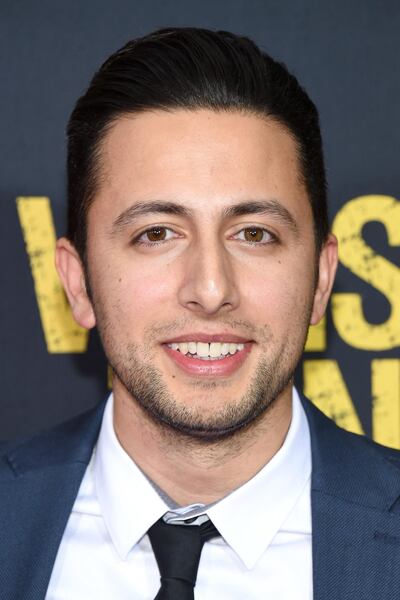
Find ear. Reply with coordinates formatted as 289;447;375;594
55;237;96;329
310;233;338;325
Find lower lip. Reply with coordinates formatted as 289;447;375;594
162;343;253;377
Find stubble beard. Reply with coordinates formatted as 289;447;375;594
102;327;308;443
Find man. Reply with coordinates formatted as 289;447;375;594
2;27;400;600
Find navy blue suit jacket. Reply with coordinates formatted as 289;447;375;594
2;396;400;599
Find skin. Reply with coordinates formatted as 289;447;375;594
56;109;338;505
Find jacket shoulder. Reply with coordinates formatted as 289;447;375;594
0;400;106;477
360;432;400;458
302;394;400;510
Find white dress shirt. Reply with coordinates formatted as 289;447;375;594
46;388;312;599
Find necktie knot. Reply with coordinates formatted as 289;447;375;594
148;516;220;599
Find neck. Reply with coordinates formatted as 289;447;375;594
113;381;293;506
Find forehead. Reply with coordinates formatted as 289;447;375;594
92;108;310;222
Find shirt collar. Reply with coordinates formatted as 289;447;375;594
94;388;311;566
208;387;312;568
94;395;168;560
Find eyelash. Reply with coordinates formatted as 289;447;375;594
131;226;278;247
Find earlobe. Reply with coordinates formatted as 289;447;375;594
310;234;338;325
55;237;96;329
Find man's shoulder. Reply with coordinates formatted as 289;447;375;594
0;400;106;478
322;404;400;459
0;401;107;600
355;429;400;463
339;424;400;477
302;394;400;509
309;397;400;463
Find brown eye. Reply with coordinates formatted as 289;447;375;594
243;227;265;242
146;227;167;242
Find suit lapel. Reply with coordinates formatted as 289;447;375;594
0;401;106;600
302;396;400;599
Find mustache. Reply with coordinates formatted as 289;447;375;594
144;318;273;344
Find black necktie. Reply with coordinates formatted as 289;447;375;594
147;517;220;600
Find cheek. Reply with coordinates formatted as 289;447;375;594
238;256;314;324
98;259;179;323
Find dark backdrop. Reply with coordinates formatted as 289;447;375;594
1;0;399;443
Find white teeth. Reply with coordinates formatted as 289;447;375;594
188;342;197;354
179;342;188;355
168;341;245;359
209;342;222;358
221;343;229;356
197;342;209;358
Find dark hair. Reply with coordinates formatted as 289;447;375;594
67;27;329;261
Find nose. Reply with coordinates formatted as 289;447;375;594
177;238;240;316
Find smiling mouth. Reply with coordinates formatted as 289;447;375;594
166;341;245;361
162;338;253;376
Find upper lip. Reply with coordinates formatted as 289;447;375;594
162;333;253;344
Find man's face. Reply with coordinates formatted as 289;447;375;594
60;109;336;440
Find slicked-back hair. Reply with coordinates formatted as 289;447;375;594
67;27;329;262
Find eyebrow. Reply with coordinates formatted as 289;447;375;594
111;199;299;235
221;200;298;233
112;201;192;232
